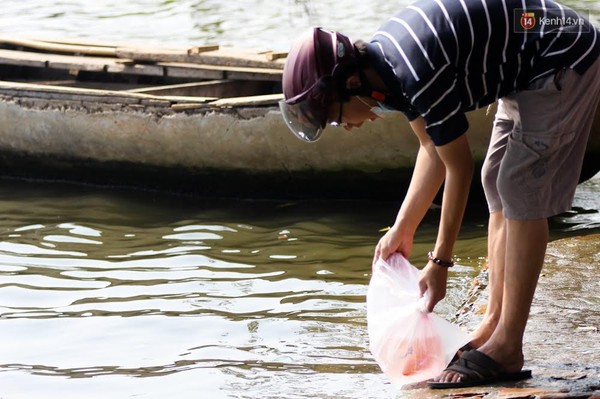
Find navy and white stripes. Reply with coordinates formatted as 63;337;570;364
369;0;599;145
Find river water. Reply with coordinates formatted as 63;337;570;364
0;1;599;398
1;0;599;51
0;176;597;399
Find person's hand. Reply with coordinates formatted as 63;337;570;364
418;262;448;312
373;226;413;265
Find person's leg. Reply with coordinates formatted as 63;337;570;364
468;211;506;348
485;65;600;372
467;100;513;349
471;61;600;358
433;59;600;386
472;217;548;371
436;217;547;384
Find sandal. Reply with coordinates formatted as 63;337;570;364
450;342;476;363
429;349;532;389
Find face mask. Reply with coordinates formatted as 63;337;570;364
370;102;397;118
357;97;396;118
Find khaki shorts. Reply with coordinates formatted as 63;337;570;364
481;58;600;220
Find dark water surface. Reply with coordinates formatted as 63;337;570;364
0;175;597;398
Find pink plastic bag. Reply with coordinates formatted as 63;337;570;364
367;253;471;387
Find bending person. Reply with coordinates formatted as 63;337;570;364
279;0;599;389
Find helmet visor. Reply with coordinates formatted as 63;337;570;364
279;99;326;143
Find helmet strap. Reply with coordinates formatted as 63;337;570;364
341;67;387;102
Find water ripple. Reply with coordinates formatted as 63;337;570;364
0;180;596;398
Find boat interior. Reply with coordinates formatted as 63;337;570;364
0;36;284;106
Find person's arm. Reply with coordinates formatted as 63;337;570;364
374;117;445;261
419;129;474;312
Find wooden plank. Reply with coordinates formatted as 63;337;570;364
0;43;281;87
116;46;285;70
42;53;113;72
0;88;141;104
0;36;286;71
126;80;228;94
157;95;216;103
115;59;136;66
161;62;281;82
225;69;281;81
0;46;280;81
139;98;172;107
46;57;114;73
105;62;165;76
0;80;223;109
0;80;163;104
210;93;283;107
127;80;272;99
0;37;283;82
263;51;288;61
0;49;46;68
0;48;166;77
170;103;209;111
0;35;117;57
161;63;225;80
32;37;121;49
46;54;164;76
187;45;220;54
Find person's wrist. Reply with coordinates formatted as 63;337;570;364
427;251;454;268
393;212;419;232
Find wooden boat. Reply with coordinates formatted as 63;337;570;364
0;35;598;199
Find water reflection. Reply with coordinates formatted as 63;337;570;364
0;182;388;398
0;176;597;398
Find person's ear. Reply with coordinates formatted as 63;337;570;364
345;73;361;90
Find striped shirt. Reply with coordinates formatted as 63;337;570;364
368;0;599;145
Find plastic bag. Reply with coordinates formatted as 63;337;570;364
367;253;471;387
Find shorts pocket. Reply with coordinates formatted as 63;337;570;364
518;129;576;158
499;129;575;194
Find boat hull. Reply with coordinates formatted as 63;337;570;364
0;94;597;199
0;35;596;199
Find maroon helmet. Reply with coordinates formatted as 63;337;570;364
279;28;358;142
